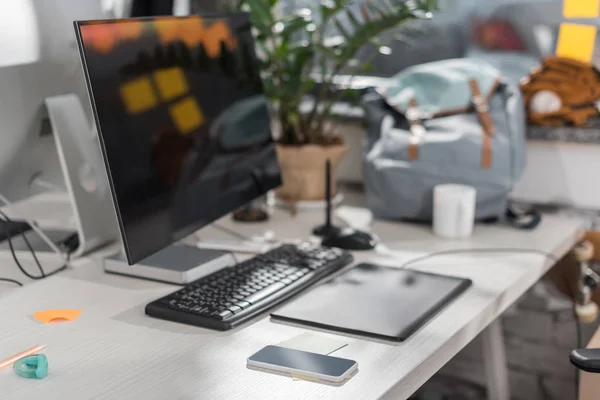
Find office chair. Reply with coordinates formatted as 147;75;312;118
571;349;600;374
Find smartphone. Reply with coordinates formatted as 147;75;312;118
247;345;358;383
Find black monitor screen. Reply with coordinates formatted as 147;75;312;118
75;14;281;264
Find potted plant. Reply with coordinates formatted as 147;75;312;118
233;0;437;203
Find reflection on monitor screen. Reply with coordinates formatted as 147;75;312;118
75;14;281;264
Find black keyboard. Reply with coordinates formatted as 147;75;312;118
145;243;353;330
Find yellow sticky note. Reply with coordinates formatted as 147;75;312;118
120;77;158;114
153;67;188;101
34;309;82;324
556;23;597;63
563;0;600;18
169;97;205;134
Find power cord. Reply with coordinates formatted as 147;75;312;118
0;193;68;263
398;247;558;270
0;211;70;281
0;277;23;287
0;210;45;278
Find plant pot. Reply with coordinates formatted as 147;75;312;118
275;144;348;202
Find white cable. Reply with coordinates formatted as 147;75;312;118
0;193;68;263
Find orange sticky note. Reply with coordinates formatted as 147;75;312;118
556;23;597;62
33;309;82;324
563;0;600;18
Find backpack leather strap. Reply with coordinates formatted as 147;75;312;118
406;98;426;161
469;79;495;169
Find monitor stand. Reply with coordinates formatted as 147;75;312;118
103;244;236;285
45;94;119;258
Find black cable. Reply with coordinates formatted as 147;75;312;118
0;212;70;281
0;210;45;277
0;278;23;287
3;219;45;280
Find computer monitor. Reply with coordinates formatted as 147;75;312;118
74;14;281;267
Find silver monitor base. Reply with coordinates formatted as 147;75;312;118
46;94;119;258
103;245;235;285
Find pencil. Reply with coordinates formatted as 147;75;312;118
0;345;46;370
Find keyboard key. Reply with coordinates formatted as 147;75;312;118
228;305;243;314
235;301;251;309
283;267;300;276
214;310;233;320
245;282;286;304
281;278;294;285
239;291;251;297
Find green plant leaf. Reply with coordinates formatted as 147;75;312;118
246;0;436;144
319;0;352;27
332;0;434;71
242;0;275;31
368;1;389;18
277;15;312;40
333;18;351;40
345;8;362;28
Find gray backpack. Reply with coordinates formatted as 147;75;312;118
362;59;533;226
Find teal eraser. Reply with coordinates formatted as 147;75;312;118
13;354;48;379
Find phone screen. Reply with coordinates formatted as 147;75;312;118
248;346;356;378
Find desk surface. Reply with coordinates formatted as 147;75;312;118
0;206;584;400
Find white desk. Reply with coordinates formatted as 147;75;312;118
0;206;584;400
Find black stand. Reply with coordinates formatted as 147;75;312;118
312;160;378;251
312;160;342;237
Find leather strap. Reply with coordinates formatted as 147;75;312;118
406;98;425;161
469;79;495;169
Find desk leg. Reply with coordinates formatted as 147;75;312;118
482;320;510;400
